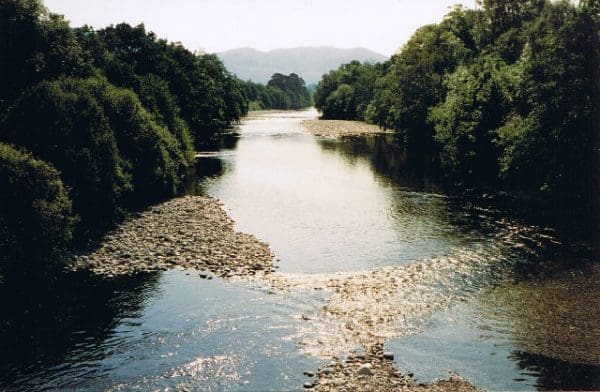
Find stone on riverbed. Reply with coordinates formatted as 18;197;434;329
356;363;373;376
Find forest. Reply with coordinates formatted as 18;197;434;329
239;73;312;110
0;0;250;279
315;0;598;230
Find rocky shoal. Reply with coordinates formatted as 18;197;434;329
70;195;275;278
305;344;478;392
301;119;392;137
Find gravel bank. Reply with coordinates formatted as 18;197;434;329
301;119;392;137
309;344;477;392
70;196;275;278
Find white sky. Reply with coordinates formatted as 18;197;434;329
43;0;477;56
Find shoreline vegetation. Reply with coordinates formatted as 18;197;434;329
239;73;312;111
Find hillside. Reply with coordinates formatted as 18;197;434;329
217;46;387;85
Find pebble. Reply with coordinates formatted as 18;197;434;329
356;363;373;376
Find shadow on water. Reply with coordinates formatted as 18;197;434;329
321;133;597;257
0;271;159;390
317;134;442;192
510;351;600;391
184;157;228;195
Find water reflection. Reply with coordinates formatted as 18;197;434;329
0;272;159;390
318;134;441;192
478;265;600;366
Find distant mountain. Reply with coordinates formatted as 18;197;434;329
217;47;387;85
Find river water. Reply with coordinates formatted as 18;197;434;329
1;109;598;391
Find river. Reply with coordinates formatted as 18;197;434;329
1;109;598;391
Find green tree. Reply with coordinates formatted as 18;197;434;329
429;57;505;184
0;78;130;236
0;0;89;111
495;1;597;210
85;78;194;203
75;23;247;146
314;61;379;120
0;143;76;278
266;73;311;109
367;15;474;152
0;77;195;235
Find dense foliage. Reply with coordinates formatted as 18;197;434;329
239;73;312;110
314;61;381;120
74;23;247;147
315;0;599;221
0;144;76;279
0;0;249;277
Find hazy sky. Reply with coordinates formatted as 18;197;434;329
43;0;477;56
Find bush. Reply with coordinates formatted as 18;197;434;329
0;143;76;277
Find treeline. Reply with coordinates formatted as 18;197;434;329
0;0;248;279
239;73;312;110
315;0;598;221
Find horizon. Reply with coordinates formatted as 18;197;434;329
43;0;477;57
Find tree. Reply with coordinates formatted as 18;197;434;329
314;61;379;120
75;23;248;146
0;77;195;236
0;78;130;236
429;56;505;185
367;16;474;152
0;0;89;111
266;73;311;109
495;1;597;211
0;143;76;278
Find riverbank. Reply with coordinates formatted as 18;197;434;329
70;195;275;278
301;119;392;137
